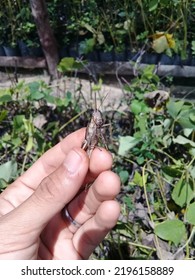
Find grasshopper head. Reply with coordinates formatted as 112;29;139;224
92;110;103;127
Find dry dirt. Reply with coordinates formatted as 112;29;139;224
0;71;127;111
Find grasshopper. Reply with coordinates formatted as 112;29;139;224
81;92;108;158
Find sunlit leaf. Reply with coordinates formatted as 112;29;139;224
118;136;140;156
149;0;159;12
167;100;184;118
57;57;84;73
0;160;18;183
186;202;195;225
154;219;186;245
172;178;194;207
151;32;175;53
177;109;195;129
132;171;147;187
0;110;7;123
26;136;34;153
173;135;195;147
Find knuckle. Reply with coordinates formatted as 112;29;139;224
37;173;63;203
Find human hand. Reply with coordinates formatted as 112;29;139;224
0;128;121;259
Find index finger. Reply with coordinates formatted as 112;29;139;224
18;128;86;189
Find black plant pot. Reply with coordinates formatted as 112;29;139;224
68;44;79;58
114;51;126;62
99;50;115;62
3;45;20;56
29;46;44;57
141;52;159;64
126;50;134;61
59;46;69;58
85;51;98;61
18;41;30;57
160;54;174;65
0;45;6;56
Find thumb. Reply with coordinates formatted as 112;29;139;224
10;148;88;234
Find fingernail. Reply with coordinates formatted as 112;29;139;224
64;149;82;174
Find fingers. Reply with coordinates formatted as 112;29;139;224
0;128;86;212
1;129;113;211
85;147;113;184
39;170;121;259
0;148;89;253
73;200;120;259
13;128;86;190
66;171;121;233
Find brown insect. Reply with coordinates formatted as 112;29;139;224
81;92;108;158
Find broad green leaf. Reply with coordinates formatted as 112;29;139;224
82;22;96;34
186;202;195;225
162;165;182;178
97;31;105;45
58;57;84;73
173;135;195;148
183;128;193;137
149;0;159;12
154;219;186;245
123;196;134;211
119;170;129;184
58;57;75;72
13;115;25;129
28;90;45;101
172;178;194;207
28;81;40;95
118;136;140;156
0;94;12;103
0;89;12;103
190;166;195;179
190;112;195;123
0;160;18;183
166;100;184;118
177;109;195;129
152;35;169;53
132;171;148;187
130;100;148;114
44;94;55;104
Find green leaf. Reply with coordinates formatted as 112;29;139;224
92;79;103;91
186;202;195;225
130;100;148;115
167;100;184;118
119;170;129;184
154;219;186;245
123;196;134;211
0;160;18;183
177;109;195;129
58;57;75;72
0;94;12;103
0;110;7;123
118;136;140;156
28;81;40;95
26;136;34;153
29;90;45;101
190;112;195;123
172;178;194;207
58;57;84;73
162;165;182;178
149;0;159;12
132;171;147;187
173;135;195;148
13;115;25;130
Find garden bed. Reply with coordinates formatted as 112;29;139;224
0;64;195;259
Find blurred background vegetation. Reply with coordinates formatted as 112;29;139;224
0;0;195;260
